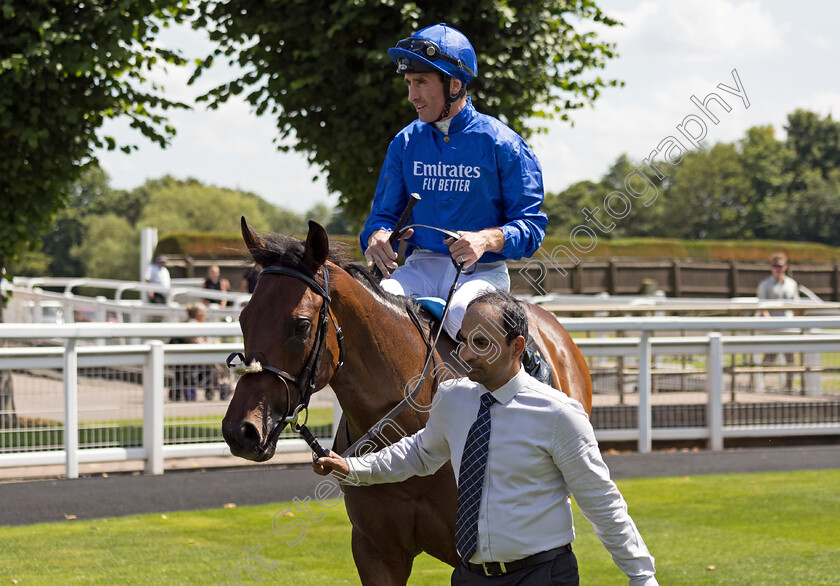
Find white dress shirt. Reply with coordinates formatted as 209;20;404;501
344;368;657;585
144;263;171;288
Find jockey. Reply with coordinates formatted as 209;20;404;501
361;23;549;380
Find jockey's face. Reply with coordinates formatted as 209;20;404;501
404;72;450;123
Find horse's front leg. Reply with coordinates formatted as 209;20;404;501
351;527;414;586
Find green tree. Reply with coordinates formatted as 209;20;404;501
600;154;668;238
71;214;140;281
193;0;622;220
543;180;606;238
300;203;355;236
760;169;840;245
664;144;752;239
325;207;355;236
739;125;794;238
40;164;120;277
756;111;840;244
305;203;334;231
0;0;192;279
19;170;311;281
785;109;840;182
134;176;305;236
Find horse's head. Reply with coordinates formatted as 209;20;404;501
223;217;343;461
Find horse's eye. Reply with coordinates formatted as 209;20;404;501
295;319;312;337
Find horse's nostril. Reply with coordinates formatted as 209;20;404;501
240;422;260;446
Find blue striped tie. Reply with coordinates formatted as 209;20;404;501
454;392;496;562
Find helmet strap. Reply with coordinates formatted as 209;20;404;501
435;75;466;122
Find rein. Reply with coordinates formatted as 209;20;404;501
342;224;465;457
226;264;344;458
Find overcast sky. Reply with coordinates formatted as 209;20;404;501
96;0;840;214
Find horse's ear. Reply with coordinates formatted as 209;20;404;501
241;216;265;255
305;221;329;268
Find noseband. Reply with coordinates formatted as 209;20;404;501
226;264;345;455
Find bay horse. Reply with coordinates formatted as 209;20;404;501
222;218;592;585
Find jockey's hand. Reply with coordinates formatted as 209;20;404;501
445;228;505;269
365;228;413;278
312;450;350;479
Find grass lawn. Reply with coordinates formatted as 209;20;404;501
1;469;838;584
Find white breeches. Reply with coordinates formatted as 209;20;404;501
379;250;510;339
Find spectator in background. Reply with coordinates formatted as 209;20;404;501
202;265;230;306
241;263;261;294
144;254;171;304
757;252;800;391
169;303;232;401
169;303;207;401
172;302;209;343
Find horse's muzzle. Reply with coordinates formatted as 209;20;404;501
222;416;284;462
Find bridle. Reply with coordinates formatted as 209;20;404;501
226;264;344;457
227;227;463;460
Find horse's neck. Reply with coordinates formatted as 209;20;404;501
328;269;432;436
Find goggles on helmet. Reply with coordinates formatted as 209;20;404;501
396;58;438;74
394;37;477;79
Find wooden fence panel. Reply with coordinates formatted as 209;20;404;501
509;259;840;300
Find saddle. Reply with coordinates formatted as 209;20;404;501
415;297;555;388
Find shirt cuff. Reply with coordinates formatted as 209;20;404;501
499;225;518;258
338;457;373;487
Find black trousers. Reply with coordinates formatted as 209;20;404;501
451;547;579;585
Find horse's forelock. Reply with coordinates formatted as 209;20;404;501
249;233;322;274
248;232;350;282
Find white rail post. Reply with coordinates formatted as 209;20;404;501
63;338;79;479
143;340;165;475
140;227;158;282
638;331;652;453
708;333;724;451
802;329;822;396
95;296;107;345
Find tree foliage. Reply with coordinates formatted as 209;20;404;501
71;214;140;281
543;109;840;247
192;0;622;220
40;163;115;277
0;0;192;277
8;166;340;280
666;144;753;240
785;109;840;181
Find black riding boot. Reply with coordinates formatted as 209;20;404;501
522;348;553;386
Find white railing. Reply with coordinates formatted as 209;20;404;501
525;287;840;316
559;315;840;452
576;332;840;451
0;322;335;478
4;277;249;325
2;318;840;478
7;276;838;329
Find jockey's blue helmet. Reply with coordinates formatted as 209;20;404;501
387;23;478;86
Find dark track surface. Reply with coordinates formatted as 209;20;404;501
2;445;839;527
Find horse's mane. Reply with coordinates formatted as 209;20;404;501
249;232;426;318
